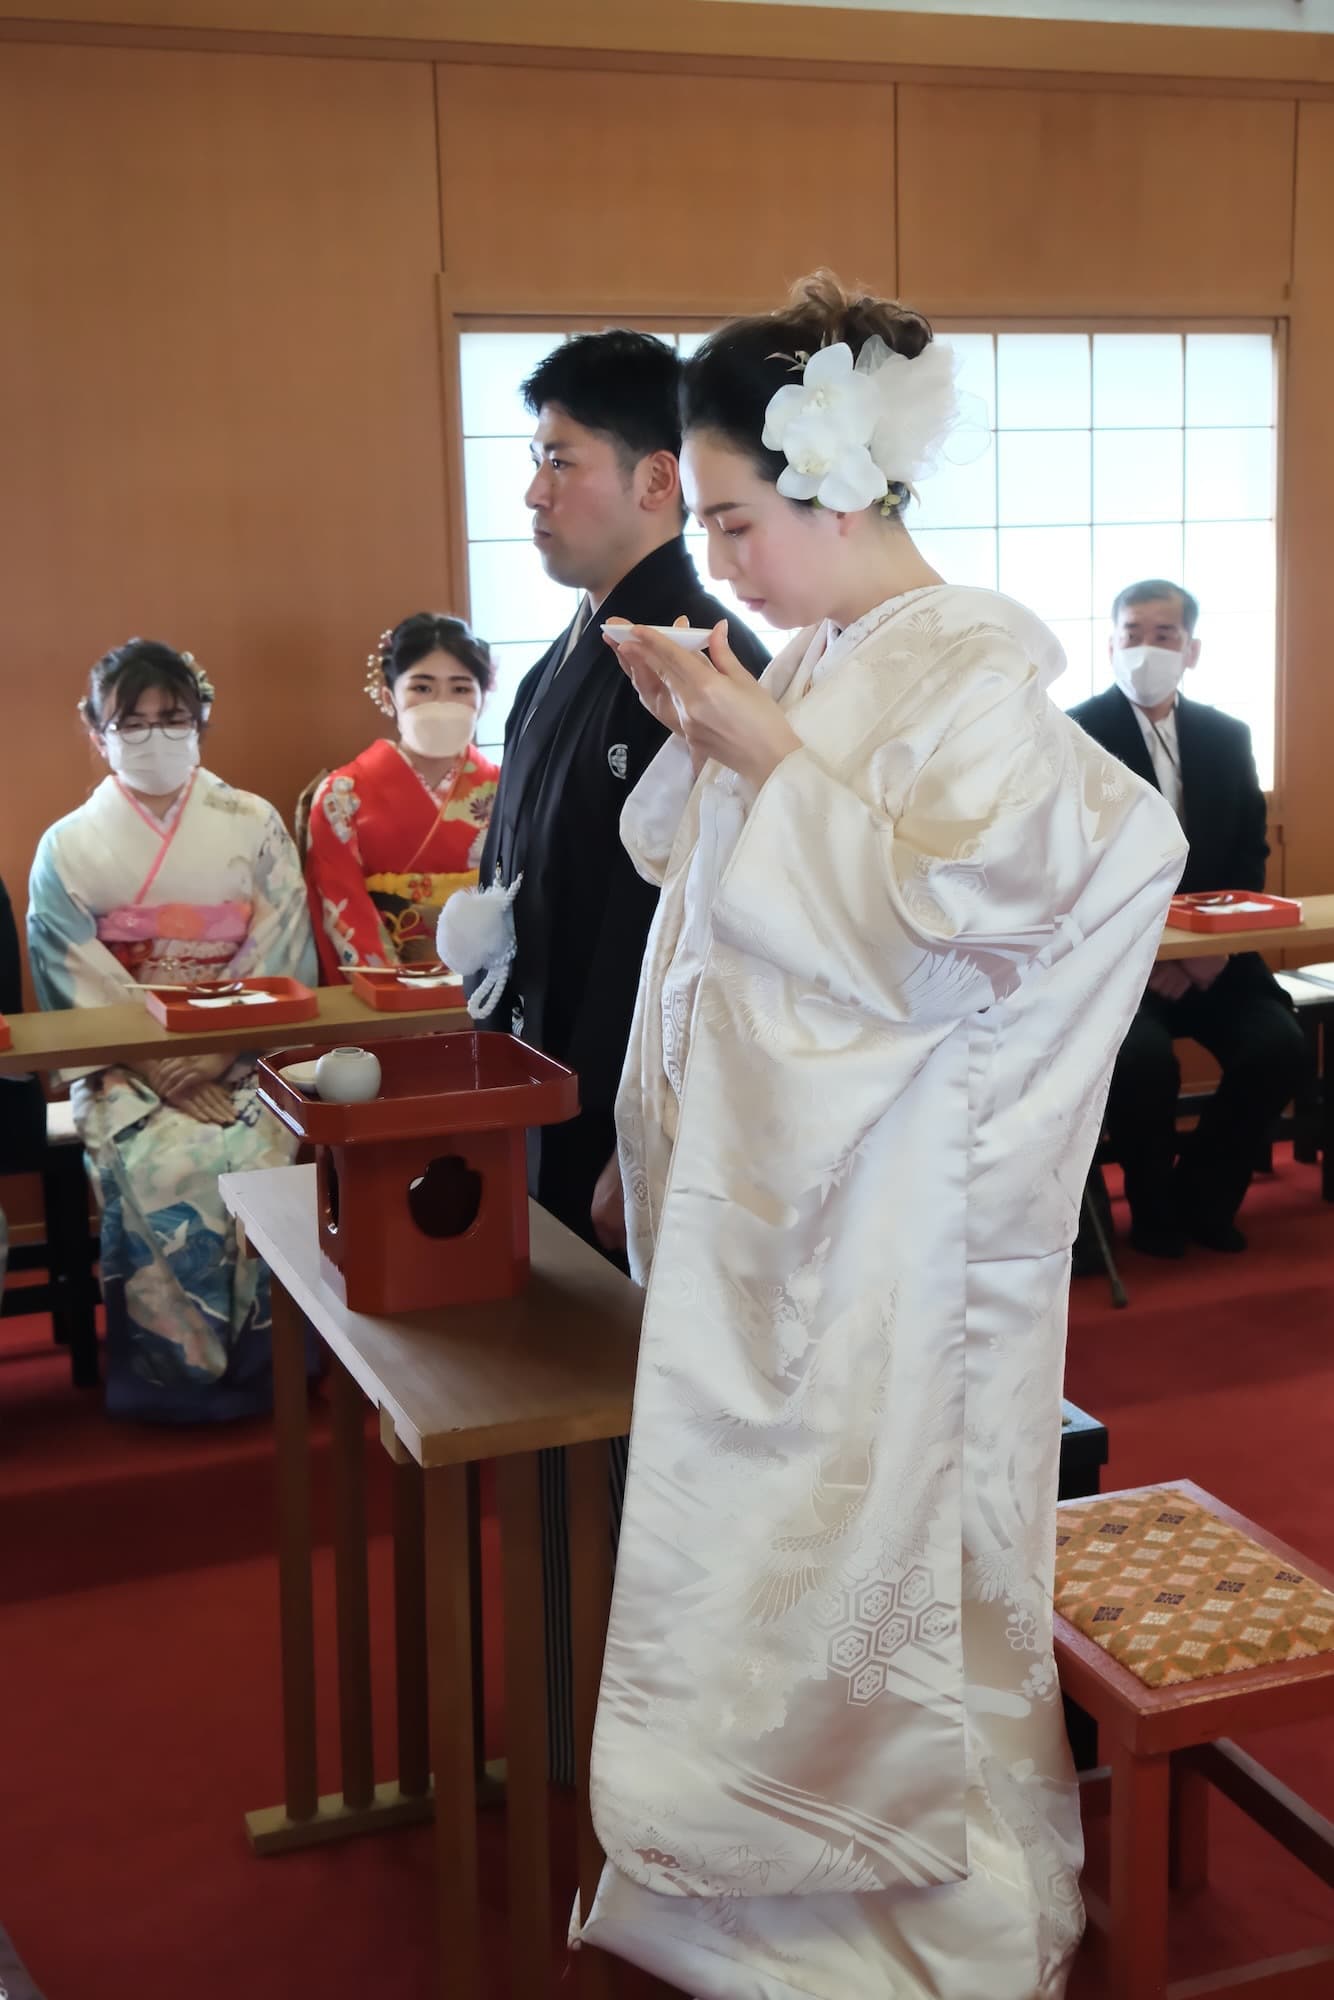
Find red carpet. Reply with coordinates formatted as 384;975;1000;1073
1064;1154;1334;1991
1;1153;1331;1997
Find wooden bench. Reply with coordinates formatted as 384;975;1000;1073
1054;1480;1334;2000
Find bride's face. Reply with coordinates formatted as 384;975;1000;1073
681;430;844;631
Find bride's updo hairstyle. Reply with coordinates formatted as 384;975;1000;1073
681;271;934;517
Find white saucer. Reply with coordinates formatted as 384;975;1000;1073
278;1059;321;1094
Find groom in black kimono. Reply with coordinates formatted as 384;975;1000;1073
475;329;768;1251
471;329;768;1784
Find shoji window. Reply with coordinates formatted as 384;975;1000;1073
459;327;1279;783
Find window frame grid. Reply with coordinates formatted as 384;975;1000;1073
448;312;1284;797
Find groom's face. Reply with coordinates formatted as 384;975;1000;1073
525;404;641;593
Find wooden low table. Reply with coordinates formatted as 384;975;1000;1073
0;985;468;1078
219;1163;641;2000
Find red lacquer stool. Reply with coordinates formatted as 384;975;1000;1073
1054;1481;1334;2000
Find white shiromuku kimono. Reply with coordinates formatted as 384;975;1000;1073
27;769;318;1422
575;586;1187;1999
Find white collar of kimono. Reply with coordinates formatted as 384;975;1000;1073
821;584;945;672
746;588;949;764
822;586;1069;694
392;738;466;801
756;586;1067;765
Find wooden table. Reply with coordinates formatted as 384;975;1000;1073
7;901;1331;1073
219;1163;641;2000
0;985;468;1077
1156;892;1334;961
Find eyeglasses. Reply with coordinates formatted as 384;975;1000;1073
105;719;197;744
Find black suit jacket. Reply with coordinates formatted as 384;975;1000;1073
1067;687;1268;893
474;536;769;1116
1068;686;1276;997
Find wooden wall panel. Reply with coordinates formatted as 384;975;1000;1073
0;42;447;947
6;2;1334;91
0;28;1328;973
1276;100;1334;899
897;85;1296;314
437;62;894;314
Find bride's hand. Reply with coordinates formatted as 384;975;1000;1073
604;617;686;736
613;621;800;790
590;1150;627;1253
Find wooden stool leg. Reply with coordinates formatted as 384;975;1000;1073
1109;1744;1170;2000
1170;1754;1210;1893
330;1356;374;1813
424;1463;481;2000
467;1461;488;1785
271;1278;318;1826
498;1452;552;1995
392;1455;430;1800
569;1439;614;2000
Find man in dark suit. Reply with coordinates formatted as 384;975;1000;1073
1069;580;1305;1257
471;330;768;1784
475;329;768;1253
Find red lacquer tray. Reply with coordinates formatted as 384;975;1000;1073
347;966;466;1012
140;976;319;1032
1168;892;1302;935
258;1031;577;1146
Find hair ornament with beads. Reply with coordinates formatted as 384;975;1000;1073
364;627;397;713
178;650;215;714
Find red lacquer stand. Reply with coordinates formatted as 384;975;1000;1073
257;1033;578;1314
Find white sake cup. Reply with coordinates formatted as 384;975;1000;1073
314;1046;382;1103
602;622;714;652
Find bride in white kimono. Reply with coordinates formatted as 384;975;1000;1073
28;640;317;1422
576;278;1189;1998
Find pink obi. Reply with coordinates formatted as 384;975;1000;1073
97;900;252;945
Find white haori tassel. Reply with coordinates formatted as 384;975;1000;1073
438;875;523;1022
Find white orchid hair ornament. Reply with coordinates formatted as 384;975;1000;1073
761;334;983;515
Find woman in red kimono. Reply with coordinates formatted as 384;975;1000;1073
305;614;500;979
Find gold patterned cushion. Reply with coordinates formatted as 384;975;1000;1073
1054;1487;1334;1688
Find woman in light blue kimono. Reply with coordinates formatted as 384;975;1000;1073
28;639;318;1421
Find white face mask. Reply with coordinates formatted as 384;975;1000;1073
104;727;200;795
1112;643;1187;710
397;700;475;760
